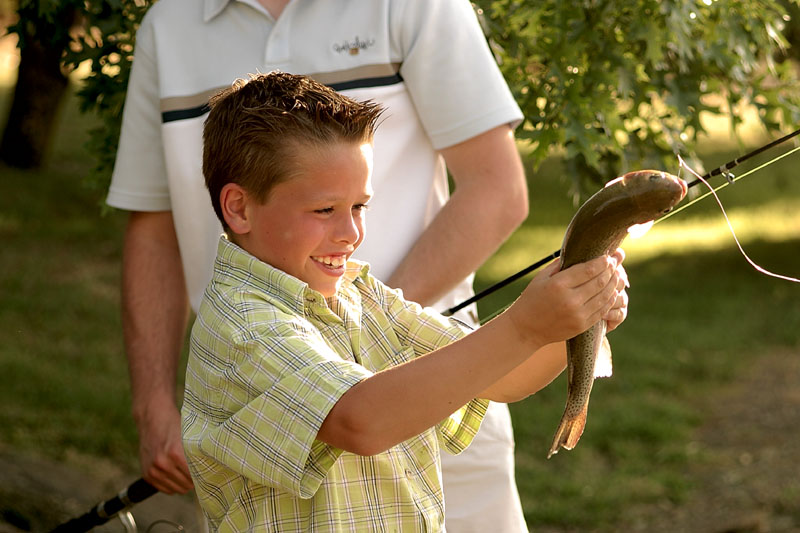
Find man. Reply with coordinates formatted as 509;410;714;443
109;0;529;529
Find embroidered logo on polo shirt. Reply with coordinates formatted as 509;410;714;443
333;36;375;55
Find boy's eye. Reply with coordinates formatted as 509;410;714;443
314;204;369;215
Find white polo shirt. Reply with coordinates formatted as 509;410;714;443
108;0;523;314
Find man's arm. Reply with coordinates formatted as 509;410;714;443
121;210;193;494
386;124;528;306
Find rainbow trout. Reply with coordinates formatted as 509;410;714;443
547;170;687;458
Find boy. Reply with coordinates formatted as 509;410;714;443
182;72;627;531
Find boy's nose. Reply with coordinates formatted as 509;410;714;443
335;213;362;244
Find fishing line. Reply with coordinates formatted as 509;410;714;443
686;126;800;186
677;154;800;283
659;144;800;225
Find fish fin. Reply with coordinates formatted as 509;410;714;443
594;335;613;378
547;404;588;458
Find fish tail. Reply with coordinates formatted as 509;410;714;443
547;404;588;458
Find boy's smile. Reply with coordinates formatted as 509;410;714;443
234;142;374;297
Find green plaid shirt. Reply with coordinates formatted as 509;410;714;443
182;237;488;532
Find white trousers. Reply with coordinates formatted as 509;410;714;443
441;401;528;532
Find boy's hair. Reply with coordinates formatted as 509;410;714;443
203;71;384;227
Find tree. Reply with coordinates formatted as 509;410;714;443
1;0;149;174
473;0;800;197
4;0;799;198
62;0;150;198
0;2;78;168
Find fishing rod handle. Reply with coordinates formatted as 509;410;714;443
49;478;158;533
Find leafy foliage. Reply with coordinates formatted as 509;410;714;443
473;0;800;197
8;0;151;199
65;0;151;200
6;0;800;200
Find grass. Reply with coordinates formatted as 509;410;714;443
1;83;799;531
0;84;138;467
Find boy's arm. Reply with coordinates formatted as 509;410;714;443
479;258;628;402
478;341;568;402
318;255;621;456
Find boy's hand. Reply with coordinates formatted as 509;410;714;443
604;248;629;333
508;251;623;347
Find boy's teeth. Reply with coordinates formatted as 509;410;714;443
314;255;344;267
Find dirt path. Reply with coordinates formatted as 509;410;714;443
2;350;799;532
623;350;800;533
0;450;198;532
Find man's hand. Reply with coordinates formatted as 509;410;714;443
137;401;193;494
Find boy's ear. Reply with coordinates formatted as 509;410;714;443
220;183;251;235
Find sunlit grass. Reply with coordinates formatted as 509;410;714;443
628;199;800;264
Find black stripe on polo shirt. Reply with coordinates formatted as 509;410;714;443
160;73;403;124
327;73;403;91
162;104;211;123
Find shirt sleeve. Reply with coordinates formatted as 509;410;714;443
106;12;172;211
391;0;523;149
193;322;372;499
362;273;489;455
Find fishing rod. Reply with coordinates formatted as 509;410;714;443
49;477;158;532
443;126;800;317
689;127;800;187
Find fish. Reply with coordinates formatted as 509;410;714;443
547;170;688;458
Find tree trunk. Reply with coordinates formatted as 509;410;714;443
0;23;70;168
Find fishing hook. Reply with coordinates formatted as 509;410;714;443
443;127;800;317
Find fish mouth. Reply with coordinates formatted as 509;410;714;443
658;171;688;200
662;176;688;214
677;176;689;199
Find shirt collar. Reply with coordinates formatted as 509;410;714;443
213;235;371;315
203;0;276;22
203;0;230;22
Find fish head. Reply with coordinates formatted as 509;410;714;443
604;170;688;225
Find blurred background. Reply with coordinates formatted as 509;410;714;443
0;1;799;532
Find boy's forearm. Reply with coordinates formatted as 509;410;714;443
478;342;567;402
318;310;541;455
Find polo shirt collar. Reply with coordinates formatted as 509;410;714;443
203;0;230;22
204;0;273;22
